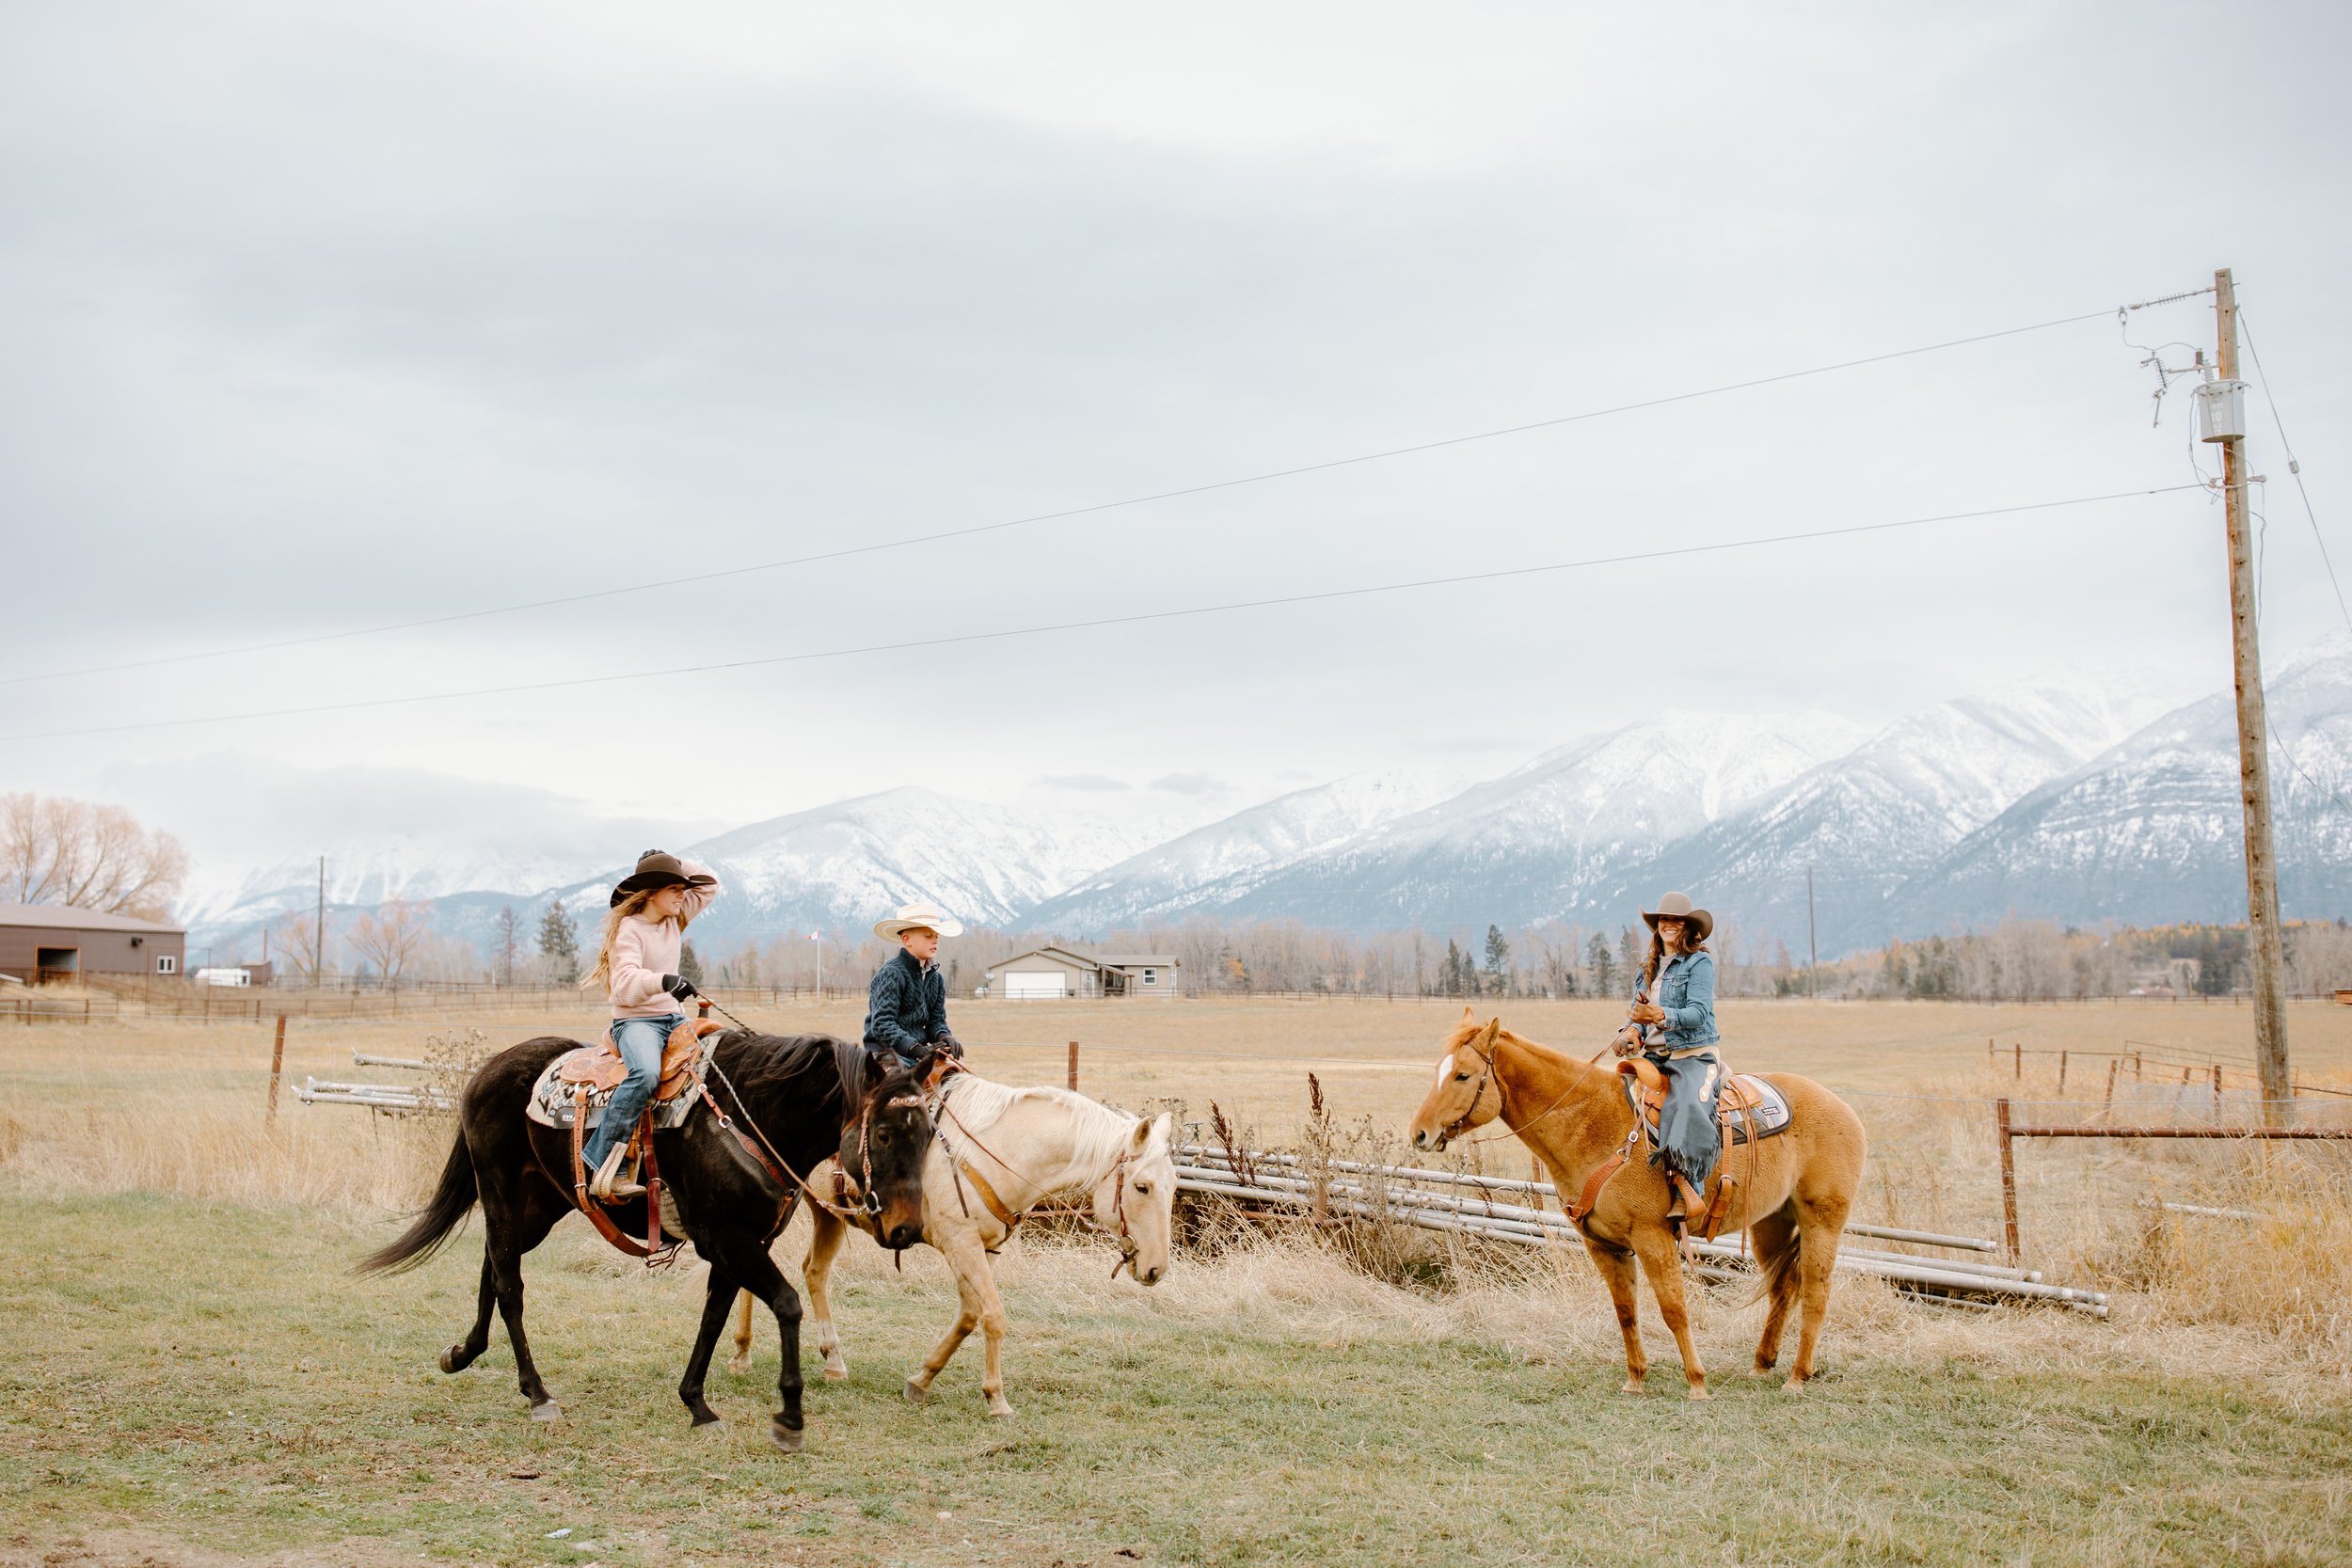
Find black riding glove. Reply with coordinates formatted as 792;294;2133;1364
934;1033;964;1059
660;974;697;1001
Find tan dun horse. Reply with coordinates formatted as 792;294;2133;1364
1406;1009;1866;1397
728;1068;1178;1418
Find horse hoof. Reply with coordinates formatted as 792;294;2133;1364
902;1378;930;1405
529;1400;564;1424
1783;1375;1810;1393
438;1346;466;1374
724;1355;752;1376
1619;1378;1645;1396
822;1363;850;1383
691;1415;724;1434
1686;1386;1712;1402
769;1420;803;1454
986;1402;1015;1420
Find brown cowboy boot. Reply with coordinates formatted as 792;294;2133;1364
590;1145;645;1201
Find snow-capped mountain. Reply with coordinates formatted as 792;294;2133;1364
1885;645;2352;939
1200;711;1871;931
1021;769;1466;930
668;787;1175;949
165;654;2352;964
1585;685;2176;955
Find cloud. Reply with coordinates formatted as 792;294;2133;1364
1033;774;1131;793
1150;772;1229;797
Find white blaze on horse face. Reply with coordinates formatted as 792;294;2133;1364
1435;1053;1454;1087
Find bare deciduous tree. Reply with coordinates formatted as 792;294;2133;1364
347;900;429;984
0;793;189;921
276;910;330;984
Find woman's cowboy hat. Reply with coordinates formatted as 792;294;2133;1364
1641;890;1713;942
610;849;710;908
873;901;964;941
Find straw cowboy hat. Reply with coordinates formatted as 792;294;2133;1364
1641;890;1714;943
873;901;963;941
610;849;712;908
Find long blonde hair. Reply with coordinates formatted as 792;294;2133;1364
580;887;694;993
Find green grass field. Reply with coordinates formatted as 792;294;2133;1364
3;1001;2350;1566
6;1192;2351;1568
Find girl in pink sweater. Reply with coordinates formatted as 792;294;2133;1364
578;849;721;1198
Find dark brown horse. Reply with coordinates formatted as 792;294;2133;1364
359;1030;932;1453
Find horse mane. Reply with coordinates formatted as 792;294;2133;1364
938;1071;1160;1179
712;1030;866;1124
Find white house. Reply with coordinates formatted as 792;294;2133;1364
982;945;1180;999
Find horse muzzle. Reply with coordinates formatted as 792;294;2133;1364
883;1219;924;1251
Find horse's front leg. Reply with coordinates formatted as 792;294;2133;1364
904;1224;986;1409
802;1206;851;1381
701;1234;806;1450
1581;1235;1647;1394
1630;1223;1708;1400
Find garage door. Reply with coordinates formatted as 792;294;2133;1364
1001;971;1068;1000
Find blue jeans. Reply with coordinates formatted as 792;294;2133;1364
581;1013;683;1173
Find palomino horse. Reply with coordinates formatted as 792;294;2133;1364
726;1068;1178;1418
1406;1010;1866;1397
360;1031;934;1451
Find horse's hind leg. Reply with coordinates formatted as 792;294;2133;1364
482;1178;565;1420
439;1250;499;1374
802;1207;850;1381
680;1266;744;1428
1630;1225;1708;1401
1747;1206;1801;1375
1786;1189;1851;1389
1581;1237;1647;1394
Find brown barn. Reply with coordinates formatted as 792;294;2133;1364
0;904;186;983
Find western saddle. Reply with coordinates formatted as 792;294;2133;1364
1566;1053;1791;1250
551;1018;726;1260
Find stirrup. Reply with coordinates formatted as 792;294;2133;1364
590;1146;644;1201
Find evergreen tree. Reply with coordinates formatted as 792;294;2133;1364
494;904;520;988
678;939;704;989
1443;939;1466;996
536;902;579;986
1484;925;1510;994
1585;932;1615;997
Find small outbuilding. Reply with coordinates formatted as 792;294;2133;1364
0;904;186;984
983;944;1179;999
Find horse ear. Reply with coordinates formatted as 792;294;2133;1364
1130;1116;1154;1152
1476;1018;1502;1055
1459;1004;1476;1024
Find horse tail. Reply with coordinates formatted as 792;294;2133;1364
357;1127;479;1275
1744;1209;1801;1307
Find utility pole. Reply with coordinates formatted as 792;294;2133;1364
2208;267;2291;1118
1806;865;1819;997
315;855;326;990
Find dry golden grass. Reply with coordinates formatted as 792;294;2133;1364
3;997;2347;1377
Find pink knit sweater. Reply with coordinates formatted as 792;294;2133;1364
608;862;721;1019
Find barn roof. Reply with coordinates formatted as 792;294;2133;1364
0;903;185;935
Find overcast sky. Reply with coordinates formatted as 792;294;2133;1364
3;1;2348;869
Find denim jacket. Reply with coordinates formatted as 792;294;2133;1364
1633;949;1719;1051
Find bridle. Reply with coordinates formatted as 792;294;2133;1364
1437;1046;1501;1148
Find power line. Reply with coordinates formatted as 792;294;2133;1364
0;483;2204;743
1;296;2191;689
2237;309;2352;639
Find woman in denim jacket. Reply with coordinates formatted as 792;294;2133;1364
1616;891;1723;1233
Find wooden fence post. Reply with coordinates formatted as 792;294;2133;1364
1067;1040;1079;1090
2103;1059;2119;1109
2013;1042;2022;1080
2058;1050;2069;1095
267;1015;287;1126
1995;1098;2020;1263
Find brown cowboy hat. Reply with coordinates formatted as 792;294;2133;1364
1640;890;1713;942
611;849;699;907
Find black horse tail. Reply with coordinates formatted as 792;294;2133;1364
358;1128;479;1275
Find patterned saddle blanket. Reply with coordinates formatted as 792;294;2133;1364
524;1019;723;1131
1617;1059;1793;1148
